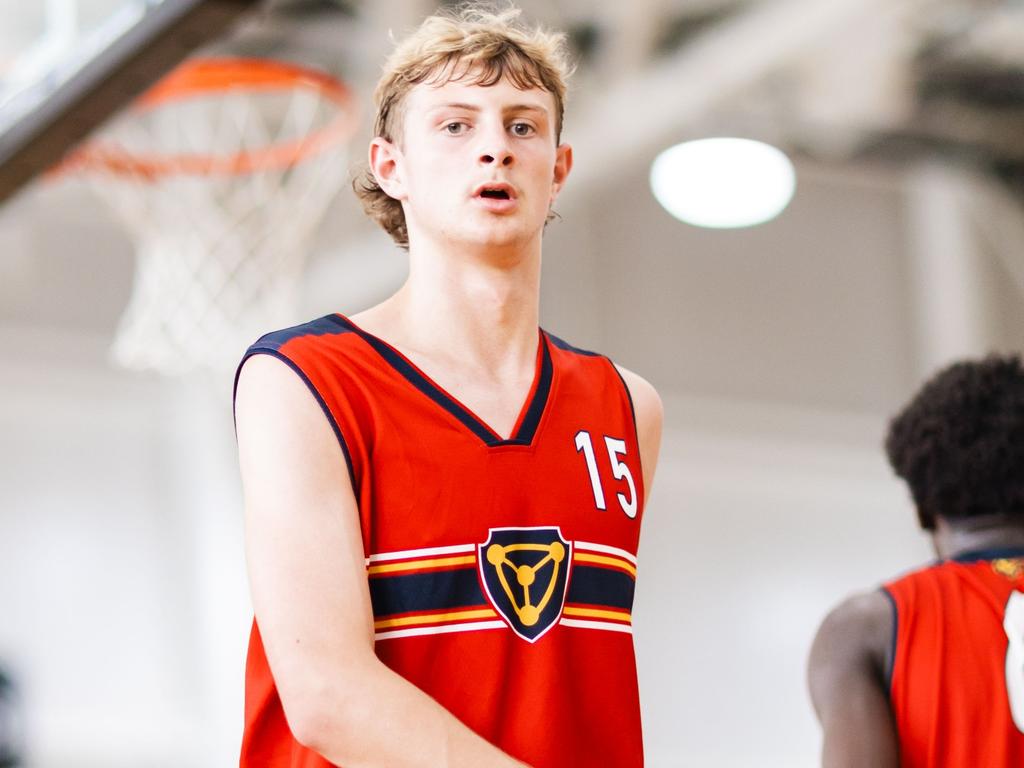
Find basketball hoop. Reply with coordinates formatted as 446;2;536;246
57;57;359;376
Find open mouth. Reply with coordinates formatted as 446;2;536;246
480;189;510;200
475;183;515;201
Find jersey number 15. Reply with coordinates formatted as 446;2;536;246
575;430;637;519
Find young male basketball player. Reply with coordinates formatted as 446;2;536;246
808;355;1024;767
234;7;662;767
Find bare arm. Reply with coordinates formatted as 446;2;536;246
807;590;899;768
236;354;528;768
615;365;664;496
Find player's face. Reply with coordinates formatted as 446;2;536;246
375;73;572;253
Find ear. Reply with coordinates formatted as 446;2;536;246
549;142;573;205
369;137;407;201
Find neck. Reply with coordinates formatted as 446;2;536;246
932;513;1024;560
379;236;543;375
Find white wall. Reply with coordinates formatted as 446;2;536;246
0;330;248;768
634;396;930;766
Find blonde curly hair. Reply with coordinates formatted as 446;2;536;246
353;4;573;249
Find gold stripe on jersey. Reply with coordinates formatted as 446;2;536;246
573;552;637;578
374;607;499;630
562;605;632;623
367;554;477;576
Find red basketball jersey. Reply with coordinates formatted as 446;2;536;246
884;549;1024;767
236;314;647;767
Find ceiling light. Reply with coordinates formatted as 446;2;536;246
649;138;796;229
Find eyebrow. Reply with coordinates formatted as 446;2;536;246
428;102;550;116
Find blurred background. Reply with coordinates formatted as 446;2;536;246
2;0;1023;765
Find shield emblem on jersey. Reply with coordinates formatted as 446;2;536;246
478;526;572;643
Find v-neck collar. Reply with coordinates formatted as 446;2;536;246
331;313;553;447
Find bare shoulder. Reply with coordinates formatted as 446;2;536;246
236;351;305;403
235;352;351;495
236;353;327;433
815;593;888;659
237;351;291;398
832;589;893;628
614;364;664;493
614;365;663;423
808;589;899;766
809;589;894;699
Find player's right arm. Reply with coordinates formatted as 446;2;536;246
807;590;899;768
236;354;529;768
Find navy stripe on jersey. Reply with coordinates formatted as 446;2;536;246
567;565;636;610
369;569;488;617
369;561;635;619
335;315;553;448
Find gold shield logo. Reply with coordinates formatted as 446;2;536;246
478;527;572;642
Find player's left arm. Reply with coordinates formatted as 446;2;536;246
615;365;663;496
807;590;899;768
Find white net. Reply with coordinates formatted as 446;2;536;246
71;60;355;376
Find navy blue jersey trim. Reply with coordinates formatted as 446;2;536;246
544;332;600;357
608;361;643;503
544;331;642;485
950;547;1024;563
251;314;353;351
566;565;636;610
514;336;553;445
369;568;488;617
233;348;358;495
334;315;496;444
880;587;897;695
335;315;552;448
609;363;639;426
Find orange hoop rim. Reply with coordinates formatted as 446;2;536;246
136;57;352;110
54;57;359;179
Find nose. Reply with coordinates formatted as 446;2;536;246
481;153;513;167
478;128;514;167
479;149;514;167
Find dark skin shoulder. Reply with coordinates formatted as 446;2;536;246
807;589;899;768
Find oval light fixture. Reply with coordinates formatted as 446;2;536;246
649;137;796;228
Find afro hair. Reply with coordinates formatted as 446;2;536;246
885;354;1024;530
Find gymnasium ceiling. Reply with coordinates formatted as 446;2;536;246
5;0;1024;205
245;0;1024;188
2;0;1023;416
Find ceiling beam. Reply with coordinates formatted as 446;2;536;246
562;0;929;199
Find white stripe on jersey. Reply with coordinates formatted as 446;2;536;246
573;540;638;566
560;618;634;634
374;620;506;641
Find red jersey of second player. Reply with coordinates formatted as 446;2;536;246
884;549;1024;768
237;314;647;767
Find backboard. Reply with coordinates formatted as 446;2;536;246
0;0;257;206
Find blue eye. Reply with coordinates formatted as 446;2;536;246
445;122;466;135
511;122;534;137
